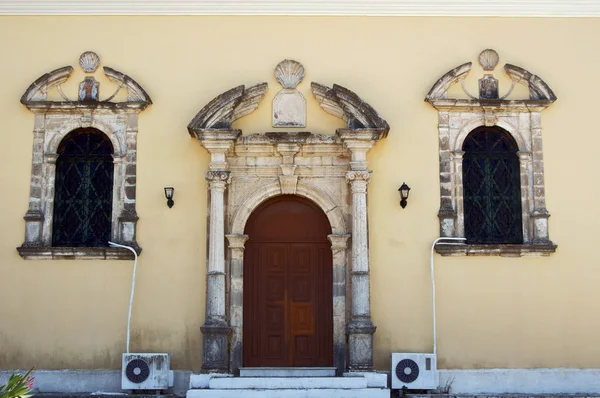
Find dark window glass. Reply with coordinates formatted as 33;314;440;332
52;128;114;247
462;127;523;244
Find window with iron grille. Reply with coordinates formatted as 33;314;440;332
52;128;114;247
462;127;522;244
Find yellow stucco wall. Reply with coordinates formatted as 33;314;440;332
0;16;599;372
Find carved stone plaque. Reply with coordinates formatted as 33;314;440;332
272;59;306;127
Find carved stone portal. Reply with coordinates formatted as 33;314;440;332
188;62;389;375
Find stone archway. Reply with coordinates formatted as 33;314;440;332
188;61;390;375
227;183;349;375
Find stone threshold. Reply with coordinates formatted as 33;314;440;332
239;367;336;377
434;243;557;257
17;246;140;260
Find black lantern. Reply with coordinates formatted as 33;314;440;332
398;183;410;209
164;187;175;208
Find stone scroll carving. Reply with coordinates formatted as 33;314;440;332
188;83;268;133
311;83;390;135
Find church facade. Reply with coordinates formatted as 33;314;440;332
1;2;600;395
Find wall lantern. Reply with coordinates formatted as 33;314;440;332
164;187;175;208
398;183;410;209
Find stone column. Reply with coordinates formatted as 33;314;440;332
40;153;58;246
117;113;140;249
201;170;231;372
437;111;457;237
194;131;240;373
518;151;534;243
452;150;465;237
328;234;350;376
345;170;376;371
225;234;248;375
340;130;383;372
530;112;552;244
22;117;47;247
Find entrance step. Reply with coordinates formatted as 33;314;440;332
187;388;389;398
240;367;336;377
209;376;367;389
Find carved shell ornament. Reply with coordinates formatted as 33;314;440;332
79;51;100;73
274;59;305;89
478;49;499;71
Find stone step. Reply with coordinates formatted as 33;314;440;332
240;367;337;377
209;376;367;390
187;388;390;398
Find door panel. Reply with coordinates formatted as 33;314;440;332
243;196;333;368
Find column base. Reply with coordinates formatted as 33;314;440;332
200;319;231;373
347;319;376;372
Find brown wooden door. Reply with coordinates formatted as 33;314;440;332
243;196;333;367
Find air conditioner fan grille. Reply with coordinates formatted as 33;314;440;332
395;358;420;383
125;358;150;383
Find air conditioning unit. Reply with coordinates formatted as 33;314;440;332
122;353;174;390
391;353;438;390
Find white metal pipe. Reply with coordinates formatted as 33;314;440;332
108;241;138;354
430;237;466;355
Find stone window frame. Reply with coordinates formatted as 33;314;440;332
426;50;557;257
17;54;152;260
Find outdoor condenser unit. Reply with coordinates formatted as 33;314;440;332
122;353;174;390
391;353;438;390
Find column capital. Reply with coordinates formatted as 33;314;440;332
45;153;59;164
226;234;249;250
206;170;231;184
328;234;350;253
517;151;533;160
346;170;371;192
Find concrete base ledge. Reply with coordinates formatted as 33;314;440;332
5;368;600;396
0;369;191;396
439;369;600;394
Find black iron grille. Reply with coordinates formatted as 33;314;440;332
52;128;114;247
462;127;523;244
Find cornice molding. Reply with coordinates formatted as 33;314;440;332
1;0;599;17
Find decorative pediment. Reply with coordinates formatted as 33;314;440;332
187;59;389;140
311;83;390;135
21;51;152;110
425;49;556;107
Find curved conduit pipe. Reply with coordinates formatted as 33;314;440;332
430;237;466;355
108;241;138;354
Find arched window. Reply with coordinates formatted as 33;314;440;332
52;128;114;247
462;126;522;244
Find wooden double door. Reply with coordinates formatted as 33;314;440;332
243;196;333;367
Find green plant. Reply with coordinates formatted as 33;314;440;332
0;367;35;398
